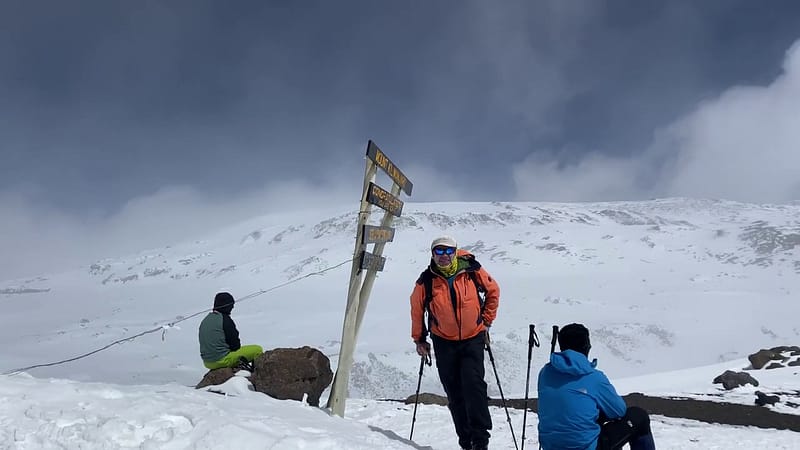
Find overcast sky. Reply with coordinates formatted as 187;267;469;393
2;1;800;278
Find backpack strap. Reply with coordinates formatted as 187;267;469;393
468;269;487;324
418;265;488;339
417;269;436;342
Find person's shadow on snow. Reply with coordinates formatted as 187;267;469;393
367;425;434;449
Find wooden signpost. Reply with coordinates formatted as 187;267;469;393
362;225;395;244
327;140;413;417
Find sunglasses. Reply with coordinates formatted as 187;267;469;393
433;247;456;255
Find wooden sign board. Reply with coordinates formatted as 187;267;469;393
366;182;403;217
360;250;386;272
362;225;395;244
366;140;413;196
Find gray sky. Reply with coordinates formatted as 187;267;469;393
2;1;800;278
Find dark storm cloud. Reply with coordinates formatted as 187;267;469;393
1;1;800;278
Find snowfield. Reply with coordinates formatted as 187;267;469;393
2;198;799;448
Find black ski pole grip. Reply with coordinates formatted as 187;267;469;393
527;324;539;359
550;325;559;354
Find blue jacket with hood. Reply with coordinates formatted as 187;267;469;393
537;349;627;449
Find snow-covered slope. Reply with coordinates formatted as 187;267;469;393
2;369;799;450
2;198;800;401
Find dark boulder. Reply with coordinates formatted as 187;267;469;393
195;367;236;389
748;349;784;369
250;346;333;406
755;391;780;407
403;392;448;406
713;370;759;390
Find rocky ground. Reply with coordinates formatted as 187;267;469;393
396;346;800;432
392;393;800;431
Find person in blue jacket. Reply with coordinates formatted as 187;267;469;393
537;323;656;450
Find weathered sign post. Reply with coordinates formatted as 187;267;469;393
327;140;413;417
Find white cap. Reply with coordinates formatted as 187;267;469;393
430;235;457;250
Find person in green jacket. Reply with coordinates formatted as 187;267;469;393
198;292;263;370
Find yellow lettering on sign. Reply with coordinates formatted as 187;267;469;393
368;228;391;241
366;141;413;195
367;182;403;216
375;148;408;188
375;150;389;167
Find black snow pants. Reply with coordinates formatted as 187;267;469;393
432;331;492;449
598;406;656;450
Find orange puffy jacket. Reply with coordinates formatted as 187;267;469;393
410;250;500;342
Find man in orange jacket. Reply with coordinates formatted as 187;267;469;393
410;236;500;450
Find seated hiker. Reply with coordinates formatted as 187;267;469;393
537;323;656;450
198;292;263;370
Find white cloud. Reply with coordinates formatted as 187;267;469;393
511;151;646;202
657;40;800;202
0;179;359;280
512;38;800;204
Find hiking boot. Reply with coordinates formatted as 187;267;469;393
236;357;254;372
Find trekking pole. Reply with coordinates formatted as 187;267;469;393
485;332;519;450
538;325;560;450
520;324;540;450
410;353;432;440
